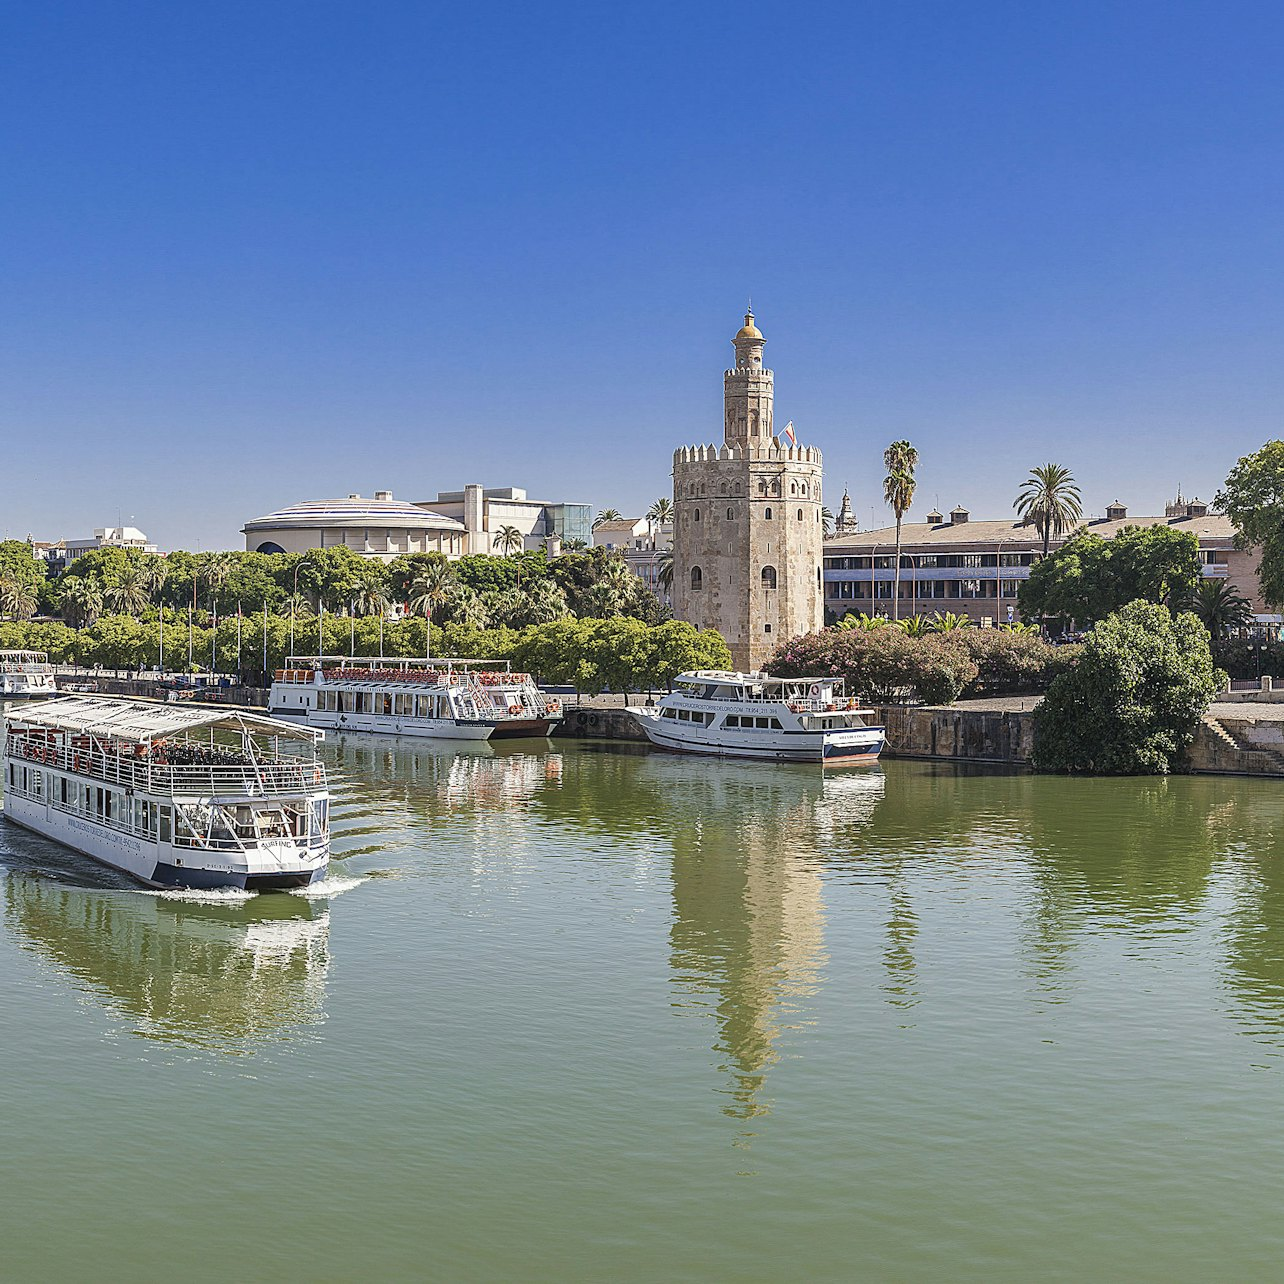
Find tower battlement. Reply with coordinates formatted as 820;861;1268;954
673;443;823;466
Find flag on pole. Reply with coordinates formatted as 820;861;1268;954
782;420;797;446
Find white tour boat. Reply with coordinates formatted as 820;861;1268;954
268;656;563;742
629;670;884;765
0;650;58;698
2;697;330;890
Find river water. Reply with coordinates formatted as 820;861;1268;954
3;732;1284;1280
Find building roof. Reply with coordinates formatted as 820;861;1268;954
826;511;1239;551
592;519;642;534
6;696;320;743
243;495;465;533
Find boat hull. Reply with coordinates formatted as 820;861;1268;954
2;795;328;891
487;717;562;740
632;714;884;766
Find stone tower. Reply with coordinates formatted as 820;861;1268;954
672;308;824;672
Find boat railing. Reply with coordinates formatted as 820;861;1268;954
6;735;325;798
783;697;867;714
0;662;54;675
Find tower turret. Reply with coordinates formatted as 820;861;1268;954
724;307;774;444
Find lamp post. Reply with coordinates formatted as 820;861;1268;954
290;552;318;661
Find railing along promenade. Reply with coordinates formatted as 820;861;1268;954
7;735;325;798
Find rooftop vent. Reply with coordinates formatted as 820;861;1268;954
925;508;944;525
1105;500;1128;522
374;490;393;501
348;493;361;500
950;505;969;525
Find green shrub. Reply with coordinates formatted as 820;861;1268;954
1033;601;1222;774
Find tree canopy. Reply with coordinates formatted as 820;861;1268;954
1019;525;1201;626
1217;441;1284;606
1033;601;1222;774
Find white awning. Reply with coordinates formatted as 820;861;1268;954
4;696;320;744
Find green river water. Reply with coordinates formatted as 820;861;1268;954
3;731;1284;1281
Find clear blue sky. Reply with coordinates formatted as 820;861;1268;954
4;1;1284;549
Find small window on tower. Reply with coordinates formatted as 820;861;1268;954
726;507;734;521
764;507;773;519
691;567;703;591
797;509;803;521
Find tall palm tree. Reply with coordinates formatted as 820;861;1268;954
495;525;524;557
882;440;918;621
821;506;835;537
61;577;104;628
1183;578;1252;640
0;573;37;621
200;551;237;635
453;588;491;630
407;562;457;657
139;554;168;606
1014;463;1083;559
656;549;675;594
354;584;392;618
593;509;623;529
646;498;674;525
522;579;569;624
106;563;151;617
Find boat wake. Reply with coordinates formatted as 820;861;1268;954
288;875;364;899
147;886;256;905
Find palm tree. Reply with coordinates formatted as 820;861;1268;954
61;577;105;628
646;498;674;525
354;584;392;618
453;587;491;630
562;538;588;551
656;549;675;594
838;612;889;631
495;525;524;557
882;440;918;620
0;573;37;621
895;615;931;636
821;506;835;537
593;509;623;529
931;611;971;632
1183;578;1252;640
522;579;569;624
407;562;457;657
139;554;168;606
281;590;313;617
200;551;236;635
1014;463;1083;559
106;563;151;617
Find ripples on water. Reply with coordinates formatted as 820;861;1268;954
6;724;1284;1277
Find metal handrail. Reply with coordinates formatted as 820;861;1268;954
6;736;325;797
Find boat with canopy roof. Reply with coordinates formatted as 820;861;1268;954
269;655;562;741
2;696;329;890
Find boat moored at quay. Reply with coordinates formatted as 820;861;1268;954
629;670;884;765
268;656;563;741
0;650;58;698
2;697;329;890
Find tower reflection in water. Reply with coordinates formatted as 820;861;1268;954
4;878;330;1054
651;756;886;1121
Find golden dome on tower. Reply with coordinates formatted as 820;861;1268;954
735;308;763;342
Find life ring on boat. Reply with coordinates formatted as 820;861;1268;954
547;700;560;713
808;684;821;698
508;704;521;715
313;767;322;784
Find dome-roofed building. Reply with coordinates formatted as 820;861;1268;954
242;491;466;561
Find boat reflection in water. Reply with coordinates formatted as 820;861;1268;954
645;754;887;1124
3;877;330;1054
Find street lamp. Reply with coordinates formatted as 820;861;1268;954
290;552;318;661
